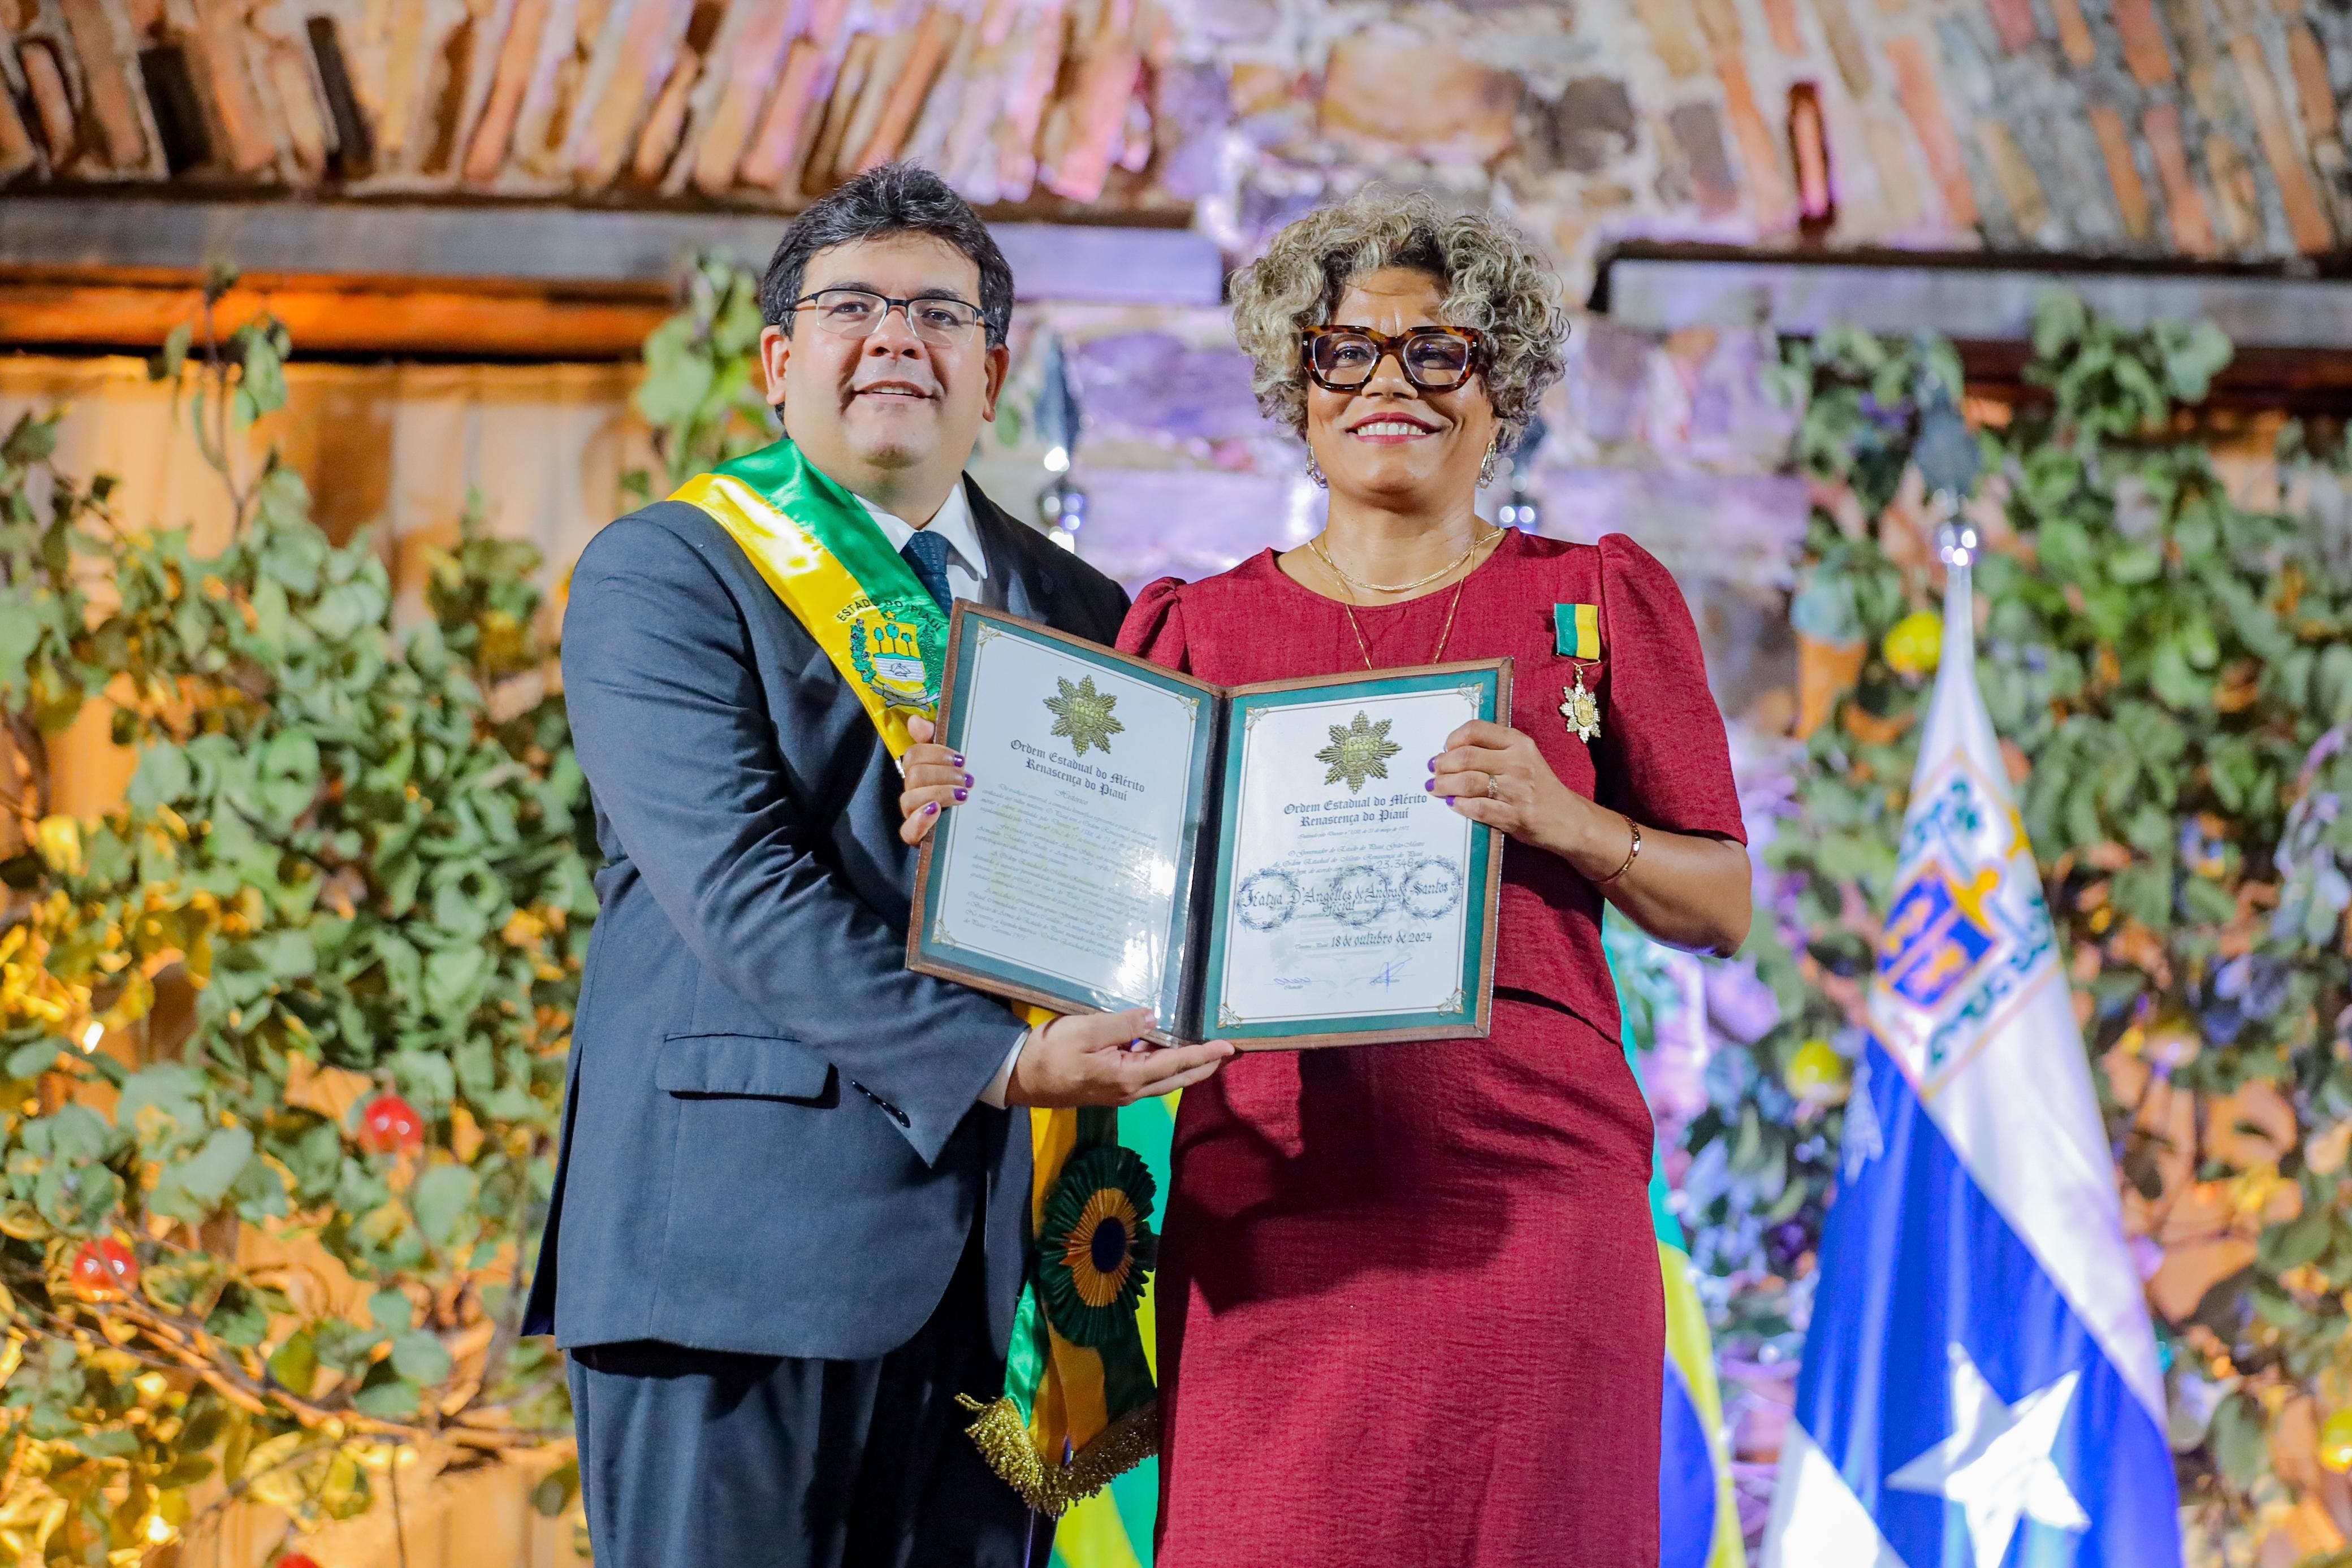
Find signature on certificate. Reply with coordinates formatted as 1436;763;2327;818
1272;976;1312;991
1368;958;1411;989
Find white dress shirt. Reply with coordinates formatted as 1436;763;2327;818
859;484;1028;1110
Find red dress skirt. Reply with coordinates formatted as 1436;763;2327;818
1118;530;1746;1568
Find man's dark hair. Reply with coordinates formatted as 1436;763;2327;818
758;163;1014;348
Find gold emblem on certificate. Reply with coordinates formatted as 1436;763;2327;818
1315;712;1402;792
1559;669;1601;744
1044;675;1123;756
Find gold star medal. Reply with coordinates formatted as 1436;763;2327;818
1559;670;1601;743
1554;602;1602;743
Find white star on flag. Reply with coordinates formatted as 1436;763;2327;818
1887;1342;2090;1568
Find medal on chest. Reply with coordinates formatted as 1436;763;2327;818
1553;601;1603;744
1559;669;1601;743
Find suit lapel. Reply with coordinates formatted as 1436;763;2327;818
966;477;1054;625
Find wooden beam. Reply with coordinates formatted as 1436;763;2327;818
0;194;1224;304
1601;250;2352;351
1599;248;2352;405
0;276;672;358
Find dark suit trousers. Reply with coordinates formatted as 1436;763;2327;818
567;1229;1047;1568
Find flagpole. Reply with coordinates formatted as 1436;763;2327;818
1936;508;1978;671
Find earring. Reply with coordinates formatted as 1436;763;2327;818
1478;436;1501;489
1306;453;1329;489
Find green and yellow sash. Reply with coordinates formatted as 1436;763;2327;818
668;438;1158;1514
672;438;950;756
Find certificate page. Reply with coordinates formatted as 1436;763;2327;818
1210;676;1493;1037
922;618;1209;1020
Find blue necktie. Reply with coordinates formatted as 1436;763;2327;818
900;529;954;612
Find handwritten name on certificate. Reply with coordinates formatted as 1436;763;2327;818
927;628;1203;1011
1217;686;1485;1028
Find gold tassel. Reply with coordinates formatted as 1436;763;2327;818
957;1395;1160;1517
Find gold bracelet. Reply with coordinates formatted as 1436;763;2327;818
1594;817;1641;885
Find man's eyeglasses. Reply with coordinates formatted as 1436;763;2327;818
793;288;988;345
1300;325;1487;393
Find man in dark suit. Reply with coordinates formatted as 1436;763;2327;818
524;164;1231;1568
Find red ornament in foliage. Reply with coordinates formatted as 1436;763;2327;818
358;1093;425;1155
71;1236;139;1301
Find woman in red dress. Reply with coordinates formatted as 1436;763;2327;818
909;190;1751;1565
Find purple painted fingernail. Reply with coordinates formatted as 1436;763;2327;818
951;752;965;767
1443;795;1455;804
962;773;973;786
954;787;969;802
924;802;939;816
1424;778;1435;791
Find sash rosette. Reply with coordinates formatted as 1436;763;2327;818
960;1106;1161;1514
667;441;1158;1514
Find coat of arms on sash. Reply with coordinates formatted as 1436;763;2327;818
845;599;939;709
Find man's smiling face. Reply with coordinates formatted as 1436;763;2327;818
761;231;1007;508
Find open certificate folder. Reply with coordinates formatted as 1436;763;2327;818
907;605;1508;1049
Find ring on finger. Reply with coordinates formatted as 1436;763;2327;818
1481;771;1498;799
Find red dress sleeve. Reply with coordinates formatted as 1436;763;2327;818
1590;534;1747;843
1117;575;1193;672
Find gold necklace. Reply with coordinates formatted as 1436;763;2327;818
1311;525;1497;597
1334;560;1477;672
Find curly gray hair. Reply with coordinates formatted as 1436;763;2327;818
1227;188;1570;450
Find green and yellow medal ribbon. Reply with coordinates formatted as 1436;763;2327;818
1555;601;1601;661
668;438;1157;1515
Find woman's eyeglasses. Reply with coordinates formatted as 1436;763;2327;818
793;288;987;345
1300;326;1487;393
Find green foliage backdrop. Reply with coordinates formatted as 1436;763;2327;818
0;285;591;1563
9;265;2352;1562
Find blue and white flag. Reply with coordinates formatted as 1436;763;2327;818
1762;551;2181;1568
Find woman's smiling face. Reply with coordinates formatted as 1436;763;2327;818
1304;268;1499;512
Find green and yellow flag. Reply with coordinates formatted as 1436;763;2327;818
667;439;1160;1516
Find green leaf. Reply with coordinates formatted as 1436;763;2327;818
2163;320;2233;401
2263;1206;2333;1271
6;1039;63;1080
148;322;193;384
268;1329;319;1397
0;602;44;685
351;1366;422;1419
369;1288;414;1334
533;1459;580;1518
152;1125;256;1219
206;1285;271;1348
2211;1392;2268;1489
2107;543;2164;584
127;741;194;810
390;1329;452;1386
409;1163;478;1249
423;944;493;1016
1;410;59;463
2319;644;2352;726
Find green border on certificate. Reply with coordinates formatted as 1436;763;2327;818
910;607;1219;1028
1197;668;1502;1043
